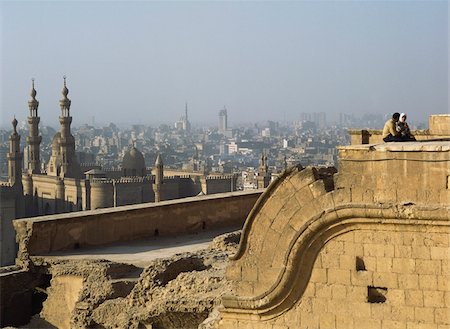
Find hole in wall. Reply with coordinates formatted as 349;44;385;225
356;256;366;271
73;242;80;249
202;221;206;230
367;286;387;303
154;229;159;236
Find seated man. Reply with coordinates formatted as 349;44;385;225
383;112;409;142
396;113;416;141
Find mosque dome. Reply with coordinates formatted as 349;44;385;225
52;132;61;151
122;146;146;176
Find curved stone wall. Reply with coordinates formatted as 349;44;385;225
219;141;450;328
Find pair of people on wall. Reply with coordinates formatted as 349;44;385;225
382;112;416;142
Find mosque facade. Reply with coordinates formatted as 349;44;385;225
0;80;238;265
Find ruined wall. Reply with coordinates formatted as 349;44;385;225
219;141;450;328
0;186;17;266
14;190;263;260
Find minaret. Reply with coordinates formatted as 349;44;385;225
58;76;80;178
8;117;23;188
183;102;190;132
27;79;42;174
257;151;270;189
153;153;164;202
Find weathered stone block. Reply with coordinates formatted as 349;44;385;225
387;289;406;305
319;312;336;329
312;297;328;314
350;270;373;287
437;275;450;291
398;274;419;290
373;272;398;288
331;284;347;299
300;312;319;328
370;303;392;320
445;291;450;308
364;243;389;258
327;269;350;285
381;320;406;329
418;274;438;290
411;245;431;260
405;290;424;307
391;305;415;321
289;167;318;191
226;265;242;281
443;259;450;273
336;315;354;329
435;308;450;325
423;290;444;307
331;188;352;206
309;180;327;199
373;188;397;204
343;242;363;256
315;283;332;298
353;318;381;329
414;307;435;323
321;253;341;269
376;257;393;272
416;259;442;275
431;247;450;260
395;245;412;258
348;303;371;316
346;286;367;302
270;197;299;234
241;266;258;283
310;268;327;284
406;322;439;329
339;254;355;270
392;258;416;274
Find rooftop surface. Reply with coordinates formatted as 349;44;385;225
35;226;238;268
338;140;450;151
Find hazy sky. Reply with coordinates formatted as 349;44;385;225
1;1;448;127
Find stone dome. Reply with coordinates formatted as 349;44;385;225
122;147;146;176
51;132;61;151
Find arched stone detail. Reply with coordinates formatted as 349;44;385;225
222;166;450;322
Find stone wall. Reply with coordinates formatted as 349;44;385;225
13;190;263;262
0;186;17;266
348;114;450;145
219;141;450;328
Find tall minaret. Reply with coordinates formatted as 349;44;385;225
8;117;23;188
153;153;164;202
257;151;270;189
184;102;190;132
58;76;80;178
27;79;42;174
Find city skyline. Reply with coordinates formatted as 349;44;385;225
1;1;448;127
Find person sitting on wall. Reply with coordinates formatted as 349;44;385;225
396;112;416;141
382;113;403;142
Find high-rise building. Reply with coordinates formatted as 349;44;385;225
218;107;228;133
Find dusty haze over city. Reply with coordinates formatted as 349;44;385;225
1;0;448;128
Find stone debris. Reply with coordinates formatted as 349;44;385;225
20;231;240;329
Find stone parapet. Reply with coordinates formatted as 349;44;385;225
13;190;263;265
348;114;450;145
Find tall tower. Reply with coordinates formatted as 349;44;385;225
257;151;270;189
27;79;42;174
153;153;164;202
183;102;191;132
57;76;81;178
7;117;23;188
218;107;228;133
